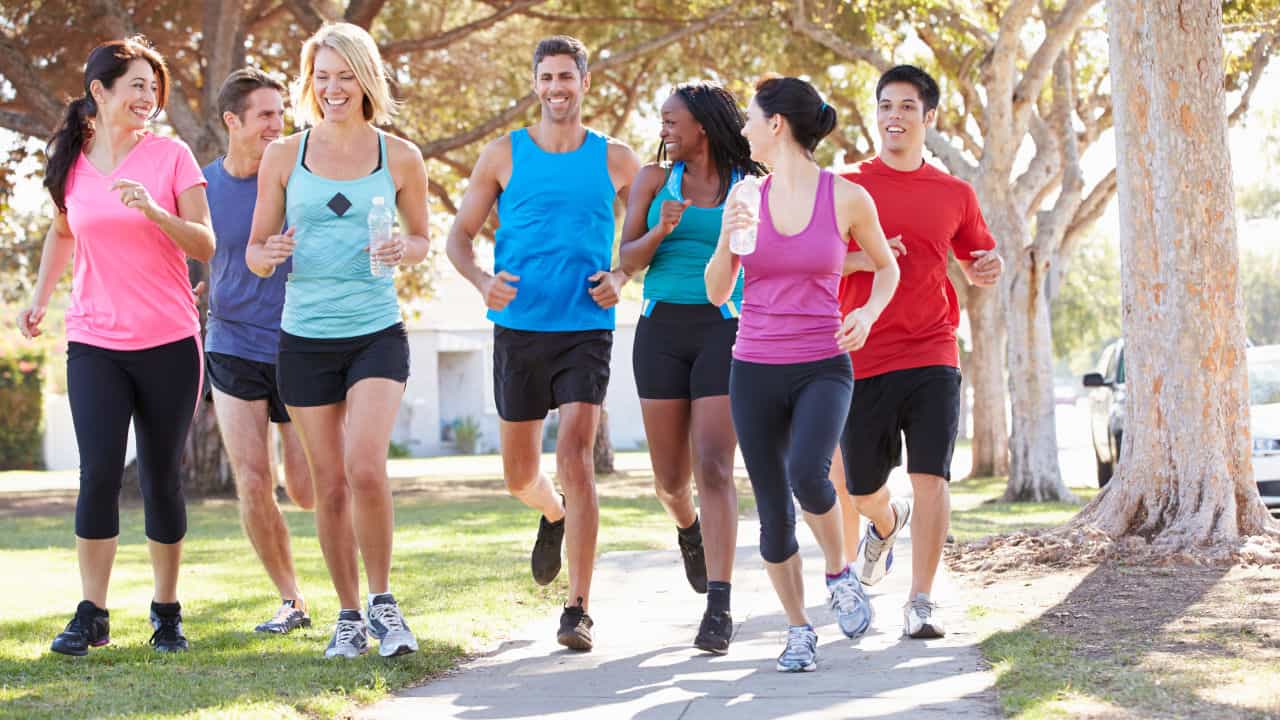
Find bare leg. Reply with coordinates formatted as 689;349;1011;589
640;398;695;528
763;553;809;626
499;419;565;521
289;402;359;609
212;389;303;601
343;378;404;597
279;421;314;511
77;537;118;608
909;473;950;597
556;402;600;610
689;395;738;583
148;539;182;604
828;448;860;563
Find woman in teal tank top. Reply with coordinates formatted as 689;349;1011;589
246;22;430;660
618;82;766;656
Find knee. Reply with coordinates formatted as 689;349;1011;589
911;474;948;502
344;458;386;496
141;484;186;544
794;475;837;516
555;432;592;465
312;473;350;511
695;454;735;491
234;469;275;510
849;492;881;515
653;472;691;504
757;517;798;564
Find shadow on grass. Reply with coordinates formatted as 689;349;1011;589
981;562;1254;718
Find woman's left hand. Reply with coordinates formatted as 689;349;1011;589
111;178;162;221
836;307;876;352
371;234;407;267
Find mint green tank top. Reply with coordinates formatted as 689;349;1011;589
643;162;744;305
281;130;401;338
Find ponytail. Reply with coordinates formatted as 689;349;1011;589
44;96;96;214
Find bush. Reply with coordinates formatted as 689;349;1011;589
453;416;481;455
0;342;45;470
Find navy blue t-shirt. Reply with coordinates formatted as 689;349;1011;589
203;157;288;363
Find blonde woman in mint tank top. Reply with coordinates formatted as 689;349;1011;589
705;76;899;673
246;22;430;660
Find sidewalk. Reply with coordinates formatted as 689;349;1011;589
364;495;999;719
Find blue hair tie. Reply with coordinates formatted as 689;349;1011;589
820;102;829;112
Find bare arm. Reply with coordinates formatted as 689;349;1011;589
446;137;519;310
110;179;215;262
843;234;906;276
245;138;295;278
387;136;431;267
617;165;672;276
705;183;748;306
16;212;75;339
835;180;900;351
957;250;1004;286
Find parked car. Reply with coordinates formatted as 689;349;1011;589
1082;341;1280;515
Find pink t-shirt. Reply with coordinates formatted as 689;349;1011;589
63;133;207;350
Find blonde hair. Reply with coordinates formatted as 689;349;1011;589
292;22;398;126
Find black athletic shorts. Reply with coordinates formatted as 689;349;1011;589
493;326;612;422
276;322;410;407
206;351;291;423
633;301;737;400
840;365;962;495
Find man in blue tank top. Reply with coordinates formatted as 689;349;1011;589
203;68;314;635
447;35;640;652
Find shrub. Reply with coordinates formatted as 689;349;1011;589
0;342;45;470
453;416;481;455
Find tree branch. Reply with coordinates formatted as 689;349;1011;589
0;109;53;139
1063;168;1116;248
1228;30;1276;125
926;129;977;181
382;1;548;55
1011;0;1099;142
789;0;891;71
283;0;331;34
201;0;246;113
0;37;65;132
1013;109;1061;216
344;0;388;28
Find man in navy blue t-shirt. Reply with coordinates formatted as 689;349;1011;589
204;68;314;635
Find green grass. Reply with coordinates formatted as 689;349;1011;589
949;476;1098;543
0;486;686;720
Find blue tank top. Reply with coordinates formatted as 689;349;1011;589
643;162;744;306
281;130;401;339
489;128;616;331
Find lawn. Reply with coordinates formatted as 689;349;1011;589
949;475;1098;543
0;460;719;720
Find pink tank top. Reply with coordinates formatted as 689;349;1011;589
733;170;845;364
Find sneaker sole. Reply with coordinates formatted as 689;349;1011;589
906;624;945;640
325;647;369;659
694;639;729;655
775;660;817;672
557;632;593;651
380;643;417;657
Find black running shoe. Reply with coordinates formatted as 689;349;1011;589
149;601;189;653
254;599;312;634
693;609;733;655
557;598;593;651
677;528;708;594
531;499;566;586
51;600;110;656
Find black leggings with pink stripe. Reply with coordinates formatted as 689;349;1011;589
67;336;201;544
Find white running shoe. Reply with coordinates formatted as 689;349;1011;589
367;594;418;657
324;611;369;659
857;497;912;586
903;593;946;639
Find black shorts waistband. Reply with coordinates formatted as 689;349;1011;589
640;300;739;324
279;322;406;353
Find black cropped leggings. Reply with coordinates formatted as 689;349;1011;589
729;354;853;564
67;337;202;544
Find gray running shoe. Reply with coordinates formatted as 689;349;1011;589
903;593;946;639
828;571;873;638
775;624;818;672
324;611;368;659
254;599;311;634
367;594;418;657
857;497;912;586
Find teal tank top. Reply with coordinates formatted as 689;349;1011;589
643;162;744;306
489;128;616;331
281;130;401;338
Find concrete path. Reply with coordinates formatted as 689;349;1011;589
364;492;1000;719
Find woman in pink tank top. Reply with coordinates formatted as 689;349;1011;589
705;76;899;672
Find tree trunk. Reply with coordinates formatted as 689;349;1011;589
594;407;615;476
1076;0;1273;546
1005;245;1075;501
966;284;1009;479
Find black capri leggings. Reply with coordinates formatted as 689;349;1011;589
729;354;853;564
67;337;202;544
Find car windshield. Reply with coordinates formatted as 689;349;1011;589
1248;347;1280;405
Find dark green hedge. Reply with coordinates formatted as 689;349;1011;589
0;346;45;470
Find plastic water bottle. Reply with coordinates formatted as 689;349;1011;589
729;176;762;255
368;196;396;277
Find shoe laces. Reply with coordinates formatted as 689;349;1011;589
150;614;181;646
370;602;406;633
782;625;815;659
268;602;299;626
829;577;864;615
333;618;364;646
908;595;937;618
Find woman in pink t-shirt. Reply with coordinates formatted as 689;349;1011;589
16;37;214;657
705;76;899;673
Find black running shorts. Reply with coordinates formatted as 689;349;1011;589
840;365;962;495
206;352;291;423
492;326;612;422
276;323;410;407
633;301;737;400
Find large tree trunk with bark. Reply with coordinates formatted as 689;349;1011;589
966;287;1008;478
1005;244;1074;501
594;407;615;476
1076;0;1272;546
